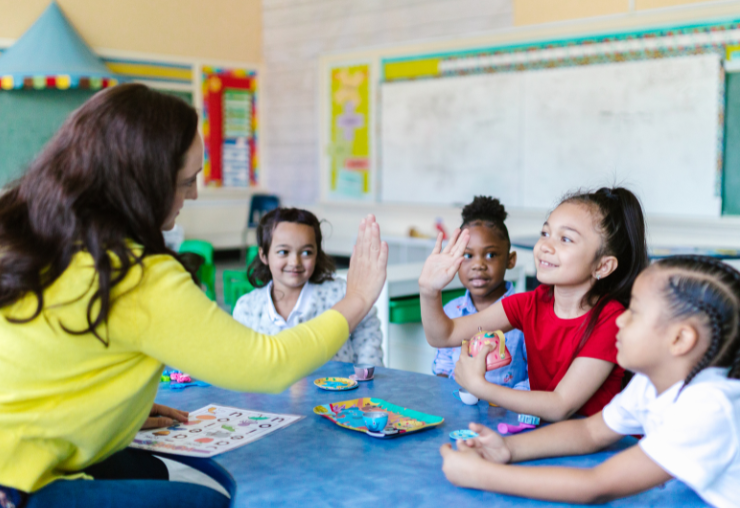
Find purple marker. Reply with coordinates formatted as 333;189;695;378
497;422;536;435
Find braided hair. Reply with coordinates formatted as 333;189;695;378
460;196;510;249
561;187;649;349
656;255;740;390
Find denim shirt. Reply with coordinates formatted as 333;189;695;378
431;281;529;389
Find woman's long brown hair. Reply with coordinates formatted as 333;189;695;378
0;83;199;345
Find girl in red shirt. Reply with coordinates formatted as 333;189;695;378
420;188;648;420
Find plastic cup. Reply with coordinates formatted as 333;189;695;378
458;388;479;405
363;411;389;432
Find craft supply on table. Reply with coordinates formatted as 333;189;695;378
449;429;478;441
160;369;210;390
314;397;443;439
469;329;512;371
352;363;375;381
314;377;359;391
518;414;540;425
497;422;535;435
456;388;479;405
130;404;302;457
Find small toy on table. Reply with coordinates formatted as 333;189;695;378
469;328;512;371
160;369;209;390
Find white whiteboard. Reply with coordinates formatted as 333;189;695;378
380;54;722;217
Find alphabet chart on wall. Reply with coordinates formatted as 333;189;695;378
130;404;303;457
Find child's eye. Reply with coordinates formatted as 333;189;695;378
485;253;496;259
540;231;549;238
561;236;572;243
277;249;288;255
463;253;472;259
301;250;314;256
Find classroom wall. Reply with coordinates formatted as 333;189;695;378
262;0;740;206
0;0;262;62
261;0;515;204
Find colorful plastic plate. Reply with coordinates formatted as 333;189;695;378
449;429;478;441
313;397;444;439
313;377;358;391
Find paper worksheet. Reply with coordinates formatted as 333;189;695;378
129;404;303;457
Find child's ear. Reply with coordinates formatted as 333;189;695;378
259;247;268;265
594;255;618;280
507;250;517;270
670;323;701;357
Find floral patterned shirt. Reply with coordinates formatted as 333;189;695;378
232;278;384;366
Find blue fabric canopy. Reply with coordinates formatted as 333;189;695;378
0;1;121;90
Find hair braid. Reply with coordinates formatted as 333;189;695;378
670;278;725;390
657;255;740;391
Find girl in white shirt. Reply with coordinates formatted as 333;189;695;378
440;255;740;508
233;207;384;366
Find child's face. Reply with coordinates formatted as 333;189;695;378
459;224;515;300
615;269;671;374
533;202;609;287
261;222;318;292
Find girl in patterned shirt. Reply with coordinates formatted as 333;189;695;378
233;207;384;366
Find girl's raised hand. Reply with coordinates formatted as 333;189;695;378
464;423;512;464
418;229;470;296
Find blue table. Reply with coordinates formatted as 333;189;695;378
154;362;707;507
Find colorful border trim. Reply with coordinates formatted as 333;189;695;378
382;19;740;81
0;74;118;90
103;58;192;84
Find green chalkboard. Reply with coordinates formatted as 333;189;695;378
723;73;740;215
0;89;95;186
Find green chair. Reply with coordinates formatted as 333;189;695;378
179;239;216;301
223;245;259;311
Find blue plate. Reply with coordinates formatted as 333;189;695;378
449;429;478;441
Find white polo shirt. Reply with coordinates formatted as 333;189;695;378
602;367;740;508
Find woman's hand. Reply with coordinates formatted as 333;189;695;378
464;423;512;464
334;215;388;331
439;439;489;489
140;403;189;430
418;229;469;296
454;340;490;395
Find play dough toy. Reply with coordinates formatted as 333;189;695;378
469;329;512;371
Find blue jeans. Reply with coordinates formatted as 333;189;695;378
3;449;230;508
24;479;230;508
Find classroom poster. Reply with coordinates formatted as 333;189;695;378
202;67;258;188
328;63;372;200
130;404;302;458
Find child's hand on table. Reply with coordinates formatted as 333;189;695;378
140;403;189;430
454;340;491;395
418;228;470;296
439;438;490;489
463;423;512;464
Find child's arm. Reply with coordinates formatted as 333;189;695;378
455;341;613;421
440;416;671;504
419;230;514;348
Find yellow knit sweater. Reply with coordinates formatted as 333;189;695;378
0;251;349;492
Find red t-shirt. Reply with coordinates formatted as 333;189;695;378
501;285;625;416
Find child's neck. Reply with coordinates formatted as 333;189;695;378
271;281;305;321
552;281;594;319
470;281;508;312
645;361;697;395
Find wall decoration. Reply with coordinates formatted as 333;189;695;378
328;63;372;200
202;66;258;187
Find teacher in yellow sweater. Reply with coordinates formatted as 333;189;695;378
0;84;388;508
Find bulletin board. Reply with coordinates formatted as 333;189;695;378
202;66;258;188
